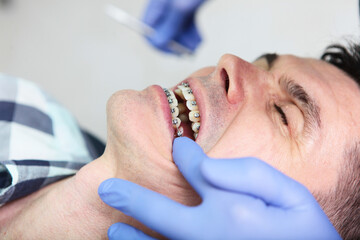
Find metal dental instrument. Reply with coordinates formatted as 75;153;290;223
104;4;193;56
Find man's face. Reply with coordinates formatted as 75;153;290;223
104;53;360;201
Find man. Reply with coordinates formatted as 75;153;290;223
100;44;360;239
0;43;359;239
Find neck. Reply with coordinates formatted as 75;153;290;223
0;157;161;239
0;149;200;239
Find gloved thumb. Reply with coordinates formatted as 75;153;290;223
172;137;212;197
108;223;156;240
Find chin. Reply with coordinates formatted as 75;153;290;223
103;88;203;206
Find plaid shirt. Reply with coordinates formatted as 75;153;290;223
0;74;101;206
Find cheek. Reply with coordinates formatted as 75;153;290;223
207;114;280;160
205;106;295;177
208;130;277;159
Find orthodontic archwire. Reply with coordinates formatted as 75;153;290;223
163;87;183;137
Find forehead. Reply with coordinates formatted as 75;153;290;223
271;54;360;154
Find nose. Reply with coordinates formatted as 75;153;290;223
215;54;266;104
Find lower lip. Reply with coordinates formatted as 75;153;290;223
149;85;175;140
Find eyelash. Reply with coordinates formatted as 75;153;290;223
274;104;288;126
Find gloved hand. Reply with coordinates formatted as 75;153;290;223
98;137;341;240
142;0;205;54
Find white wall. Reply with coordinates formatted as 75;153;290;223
0;0;359;141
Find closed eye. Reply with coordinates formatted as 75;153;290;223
274;104;288;126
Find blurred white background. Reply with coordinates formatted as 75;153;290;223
0;0;359;141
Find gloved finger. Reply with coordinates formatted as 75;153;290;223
175;17;202;51
98;178;196;238
172;137;212;197
142;0;168;27
200;157;312;208
152;19;201;54
148;4;193;49
108;223;156;240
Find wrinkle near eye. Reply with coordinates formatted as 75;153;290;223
282;103;305;138
270;97;306;140
274;104;288;126
279;76;322;139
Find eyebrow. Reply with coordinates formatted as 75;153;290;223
259;53;322;135
257;53;279;68
280;77;322;134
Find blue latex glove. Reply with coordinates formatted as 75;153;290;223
99;137;341;240
142;0;205;54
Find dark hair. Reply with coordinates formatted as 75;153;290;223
321;43;360;85
318;43;360;240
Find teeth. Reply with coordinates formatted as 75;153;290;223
174;88;185;101
182;88;195;101
163;88;170;96
172;117;181;128
191;122;200;133
164;83;201;140
182;82;189;87
189;110;200;122
164;88;178;108
177;127;184;137
177;84;188;90
168;90;176;99
168;96;178;108
186;100;198;111
171;107;179;118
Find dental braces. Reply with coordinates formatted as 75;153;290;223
163;82;200;139
164;88;183;137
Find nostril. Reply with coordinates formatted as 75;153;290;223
221;69;230;93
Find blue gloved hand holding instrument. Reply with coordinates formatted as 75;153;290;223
142;0;205;54
105;2;200;56
99;137;341;240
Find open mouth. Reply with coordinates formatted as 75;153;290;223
163;82;200;140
